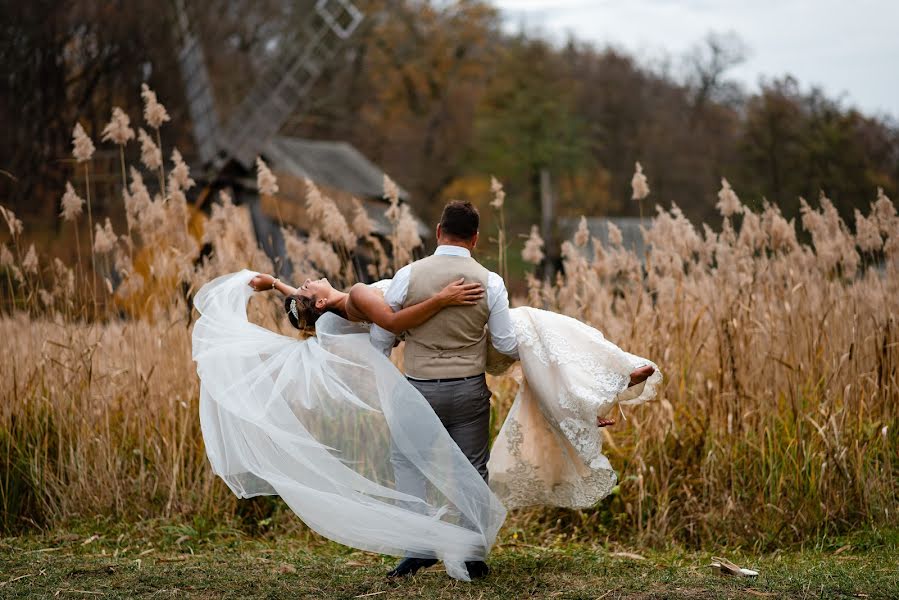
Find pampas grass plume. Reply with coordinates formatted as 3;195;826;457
574;216;590;248
22;244;38;274
93;218;117;254
0;205;23;237
60;182;85;222
631;161;650;201
141;83;170;129
72;123;95;162
169;149;195;192
256;157;279;196
138;128;162;170
522;225;545;265
490;176;506;209
351;198;374;238
716;178;742;217
608;221;623;247
101;107;135;146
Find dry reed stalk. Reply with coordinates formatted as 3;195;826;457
490;176;509;282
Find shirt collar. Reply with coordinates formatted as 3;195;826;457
434;244;471;258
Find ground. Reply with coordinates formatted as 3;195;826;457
1;523;896;599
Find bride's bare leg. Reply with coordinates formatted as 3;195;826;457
629;365;655;387
596;367;656;428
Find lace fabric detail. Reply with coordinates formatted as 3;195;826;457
490;418;617;510
558;419;598;467
370;279;393;295
512;312;544;362
488;307;661;509
513;309;632;409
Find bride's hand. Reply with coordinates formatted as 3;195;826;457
249;274;276;292
437;278;485;306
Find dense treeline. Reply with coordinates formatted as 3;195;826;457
2;0;897;236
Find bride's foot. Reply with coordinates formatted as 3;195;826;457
629;365;655;387
597;367;654;428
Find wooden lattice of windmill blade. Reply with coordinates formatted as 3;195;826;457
173;0;364;172
168;0;368;275
173;0;221;167
167;1;425;286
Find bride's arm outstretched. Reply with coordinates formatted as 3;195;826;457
350;278;483;335
249;273;297;296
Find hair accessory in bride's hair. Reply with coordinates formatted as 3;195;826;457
284;293;326;331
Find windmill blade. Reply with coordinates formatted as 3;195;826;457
219;0;364;169
173;0;222;166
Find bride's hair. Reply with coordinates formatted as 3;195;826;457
285;294;325;332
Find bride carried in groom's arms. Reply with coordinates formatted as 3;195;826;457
192;201;661;582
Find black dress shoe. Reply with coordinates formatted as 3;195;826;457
386;557;438;578
465;560;490;579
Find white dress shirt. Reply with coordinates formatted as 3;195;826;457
370;245;520;361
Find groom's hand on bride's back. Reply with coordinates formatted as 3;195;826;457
436;277;485;307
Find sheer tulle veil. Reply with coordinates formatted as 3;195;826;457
191;270;506;581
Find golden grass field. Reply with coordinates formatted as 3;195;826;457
1;94;897;554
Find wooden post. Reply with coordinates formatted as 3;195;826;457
540;168;554;283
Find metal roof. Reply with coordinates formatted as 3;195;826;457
558;216;651;258
264;136;410;201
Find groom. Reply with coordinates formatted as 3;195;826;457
370;200;519;579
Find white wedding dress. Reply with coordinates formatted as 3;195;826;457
486;308;661;509
192;271;660;580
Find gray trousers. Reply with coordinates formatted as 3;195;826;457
392;374;492;509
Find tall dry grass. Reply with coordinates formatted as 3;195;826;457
520;190;899;548
1;89;897;550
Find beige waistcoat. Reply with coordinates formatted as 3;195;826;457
402;254;490;379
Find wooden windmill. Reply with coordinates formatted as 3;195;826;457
171;0;370;276
173;0;365;188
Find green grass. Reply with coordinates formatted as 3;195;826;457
1;522;897;599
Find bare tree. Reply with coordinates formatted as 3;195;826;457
684;31;749;113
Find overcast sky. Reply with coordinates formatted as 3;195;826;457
492;0;899;120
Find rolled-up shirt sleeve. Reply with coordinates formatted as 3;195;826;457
369;265;411;357
486;272;519;359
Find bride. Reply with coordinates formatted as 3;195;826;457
192;264;660;582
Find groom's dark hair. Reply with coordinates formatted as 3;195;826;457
439;201;479;240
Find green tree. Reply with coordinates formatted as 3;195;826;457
471;36;592;224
